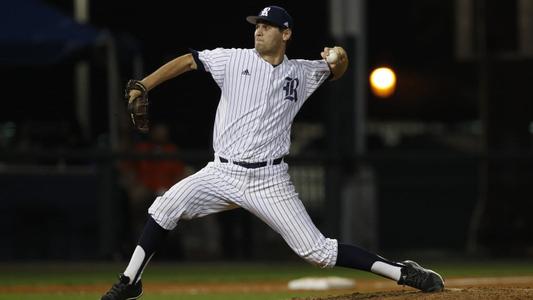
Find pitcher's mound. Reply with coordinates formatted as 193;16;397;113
294;287;533;300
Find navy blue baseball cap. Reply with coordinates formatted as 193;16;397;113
246;6;293;29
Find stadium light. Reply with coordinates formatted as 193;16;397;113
369;67;397;98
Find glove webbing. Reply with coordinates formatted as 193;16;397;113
125;80;147;99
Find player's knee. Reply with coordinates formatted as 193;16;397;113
148;191;192;229
293;238;337;268
148;195;180;230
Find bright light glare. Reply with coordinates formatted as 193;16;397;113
370;67;397;98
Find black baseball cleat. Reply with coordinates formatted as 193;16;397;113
101;274;143;300
397;260;444;292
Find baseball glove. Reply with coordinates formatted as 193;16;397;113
125;80;149;133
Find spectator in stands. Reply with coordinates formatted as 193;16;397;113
119;123;187;237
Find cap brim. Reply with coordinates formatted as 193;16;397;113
246;16;288;28
246;16;263;25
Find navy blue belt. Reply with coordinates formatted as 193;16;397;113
218;156;284;169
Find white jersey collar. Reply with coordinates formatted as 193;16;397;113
252;48;288;67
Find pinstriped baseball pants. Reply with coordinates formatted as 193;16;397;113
148;160;338;268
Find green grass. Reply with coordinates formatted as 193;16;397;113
0;262;367;285
1;260;533;300
0;294;96;300
432;260;533;278
0;292;338;300
0;262;370;300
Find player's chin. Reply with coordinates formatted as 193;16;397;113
255;43;265;53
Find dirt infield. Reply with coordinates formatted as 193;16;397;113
293;276;533;300
1;276;532;299
296;288;533;300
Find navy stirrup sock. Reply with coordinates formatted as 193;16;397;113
336;243;380;270
124;216;169;284
336;243;403;270
335;243;404;281
138;216;169;254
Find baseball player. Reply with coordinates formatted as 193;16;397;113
101;6;444;300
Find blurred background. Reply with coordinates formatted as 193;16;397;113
1;0;532;264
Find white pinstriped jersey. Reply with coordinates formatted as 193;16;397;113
148;48;338;270
197;48;331;162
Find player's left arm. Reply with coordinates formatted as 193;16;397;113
321;46;349;81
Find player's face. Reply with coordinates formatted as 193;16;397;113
254;22;286;55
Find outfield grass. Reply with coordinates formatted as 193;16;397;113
0;262;367;285
1;260;533;300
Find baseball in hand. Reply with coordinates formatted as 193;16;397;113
326;49;339;64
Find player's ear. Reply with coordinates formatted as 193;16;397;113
282;28;292;42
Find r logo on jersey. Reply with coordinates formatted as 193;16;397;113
283;77;299;102
260;7;271;16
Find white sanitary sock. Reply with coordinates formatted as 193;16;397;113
370;261;402;281
123;246;146;284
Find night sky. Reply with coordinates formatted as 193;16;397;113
3;0;524;149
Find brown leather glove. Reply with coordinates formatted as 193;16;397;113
125;80;149;133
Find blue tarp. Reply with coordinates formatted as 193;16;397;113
0;0;103;65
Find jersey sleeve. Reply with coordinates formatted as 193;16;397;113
195;48;234;88
300;59;332;99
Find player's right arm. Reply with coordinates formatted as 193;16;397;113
140;54;197;91
128;48;232;101
128;53;197;100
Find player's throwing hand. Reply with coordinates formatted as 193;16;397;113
321;46;349;80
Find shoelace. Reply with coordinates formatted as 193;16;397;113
404;267;428;288
106;281;127;296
